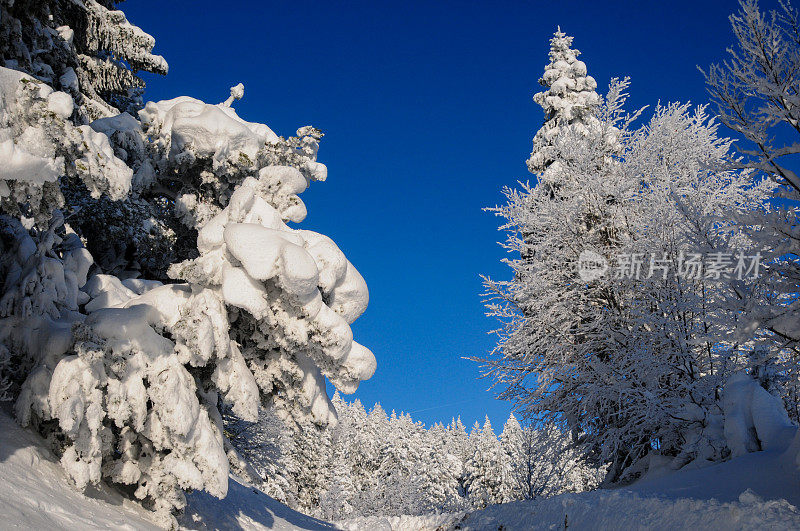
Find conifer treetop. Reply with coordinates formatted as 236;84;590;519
527;27;601;175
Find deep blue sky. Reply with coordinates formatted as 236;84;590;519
123;0;767;430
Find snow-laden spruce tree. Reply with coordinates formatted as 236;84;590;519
498;414;525;499
526;28;601;184
483;30;775;482
463;417;514;508
0;0;168;121
702;0;800;418
0;1;376;526
418;422;466;513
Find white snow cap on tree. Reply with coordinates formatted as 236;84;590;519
139;91;280;167
170;171;375;427
527;27;600;178
0;67;132;225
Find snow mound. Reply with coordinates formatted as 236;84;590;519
723;372;796;456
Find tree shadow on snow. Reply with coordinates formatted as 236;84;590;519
0;405;139;512
181;475;337;531
0;403;29;463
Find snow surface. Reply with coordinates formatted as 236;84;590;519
0;406;160;530
0;407;337;530
4;395;800;531
449;488;800;531
181;477;335;531
445;443;800;531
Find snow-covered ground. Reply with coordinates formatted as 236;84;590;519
340;443;800;531
447;445;800;531
0;406;159;530
450;489;799;530
0;407;334;530
3;401;800;531
181;477;335;530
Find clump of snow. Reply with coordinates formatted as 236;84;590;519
222;83;245;108
138;92;280;169
170;171;374;427
0;68;64;189
0;66;132;224
723;372;797;457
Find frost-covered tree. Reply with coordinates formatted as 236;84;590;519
287;420;332;511
446;416;472;498
417;422;465;513
319;443;356;521
702;0;800;418
517;422;605;499
499;414;525;499
463;417;513;508
483;33;774;481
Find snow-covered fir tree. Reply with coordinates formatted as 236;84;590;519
499;414;525;499
526;28;600;183
417;422;465;514
463;417;514;508
0;1;376;526
287;421;332;511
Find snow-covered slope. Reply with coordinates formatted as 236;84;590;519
341;438;800;531
181;475;336;530
0;407;335;530
451;489;800;530
449;446;800;531
0;406;160;530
